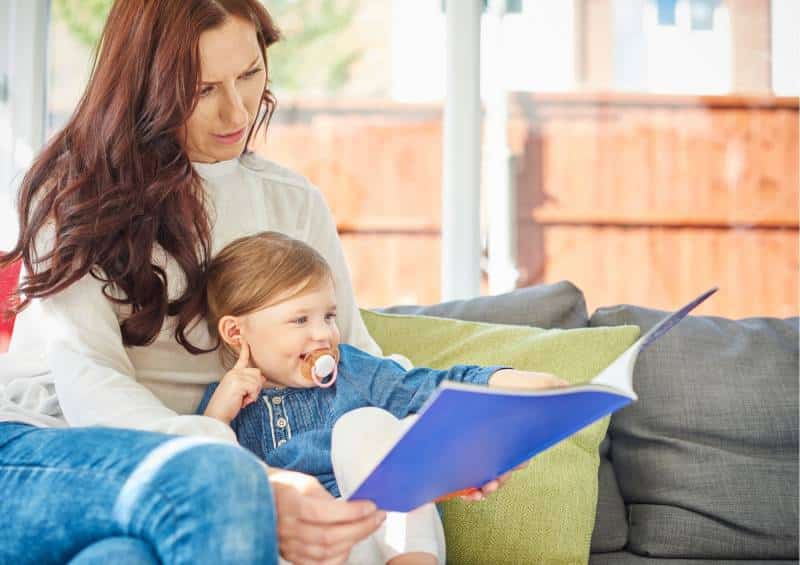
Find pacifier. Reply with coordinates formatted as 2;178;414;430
301;347;339;388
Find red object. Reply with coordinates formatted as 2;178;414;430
0;255;22;353
434;487;480;503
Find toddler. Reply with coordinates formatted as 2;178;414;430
197;231;566;565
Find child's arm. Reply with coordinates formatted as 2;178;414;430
341;347;568;503
341;345;564;418
392;366;567;414
202;340;266;425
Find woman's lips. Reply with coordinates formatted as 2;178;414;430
212;127;245;144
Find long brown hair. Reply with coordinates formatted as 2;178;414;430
0;0;280;353
205;231;333;367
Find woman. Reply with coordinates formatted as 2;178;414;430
0;1;521;563
1;1;383;563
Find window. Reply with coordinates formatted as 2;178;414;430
615;0;731;94
656;0;678;24
0;0;48;251
3;0;797;317
440;1;523;15
690;0;718;30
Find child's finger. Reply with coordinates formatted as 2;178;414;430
530;373;569;389
247;381;262;402
241;366;268;387
242;368;264;380
235;338;251;369
541;373;569;387
238;369;265;392
514;460;530;471
460;491;485;501
480;480;500;494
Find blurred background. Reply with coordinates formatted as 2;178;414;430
1;0;798;317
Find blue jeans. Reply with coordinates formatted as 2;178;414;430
0;423;278;564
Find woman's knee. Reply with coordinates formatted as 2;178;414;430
176;441;270;501
116;438;273;528
117;440;278;564
68;537;159;565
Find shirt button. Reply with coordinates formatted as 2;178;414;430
272;396;283;405
277;439;287;446
276;417;287;429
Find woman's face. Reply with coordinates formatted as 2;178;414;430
184;16;267;163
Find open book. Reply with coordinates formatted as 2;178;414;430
348;288;718;512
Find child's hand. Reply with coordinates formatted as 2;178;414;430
462;369;566;503
204;339;267;425
488;369;569;390
459;461;530;502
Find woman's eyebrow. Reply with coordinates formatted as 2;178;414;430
201;56;261;85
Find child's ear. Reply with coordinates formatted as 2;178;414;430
218;316;242;348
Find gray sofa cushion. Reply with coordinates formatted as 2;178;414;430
590;306;799;559
590;553;798;565
380;280;589;329
591;437;629;553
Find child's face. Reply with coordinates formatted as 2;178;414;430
239;278;341;388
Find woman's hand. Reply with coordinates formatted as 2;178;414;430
268;468;386;565
458;369;569;501
203;339;266;424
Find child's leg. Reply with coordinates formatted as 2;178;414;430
382;502;445;565
331;407;446;564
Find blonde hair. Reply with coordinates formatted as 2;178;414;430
205;231;333;367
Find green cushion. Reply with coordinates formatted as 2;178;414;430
361;309;640;565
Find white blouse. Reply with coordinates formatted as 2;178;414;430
0;153;382;442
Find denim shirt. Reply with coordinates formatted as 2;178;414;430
197;344;501;497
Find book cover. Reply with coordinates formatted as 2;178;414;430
348;288;718;512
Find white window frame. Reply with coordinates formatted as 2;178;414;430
0;0;49;250
441;0;482;300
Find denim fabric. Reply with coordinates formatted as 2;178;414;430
0;423;278;565
68;537;159;565
198;344;500;497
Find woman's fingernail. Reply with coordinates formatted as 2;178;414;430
376;511;387;524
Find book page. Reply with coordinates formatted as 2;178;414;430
590;287;718;395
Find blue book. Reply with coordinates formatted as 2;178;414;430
348;288;717;512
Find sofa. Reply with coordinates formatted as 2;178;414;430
1;267;797;562
382;281;799;564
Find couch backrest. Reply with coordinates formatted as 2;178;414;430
379;280;590;330
590;304;799;559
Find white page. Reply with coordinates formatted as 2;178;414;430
590;287;718;396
